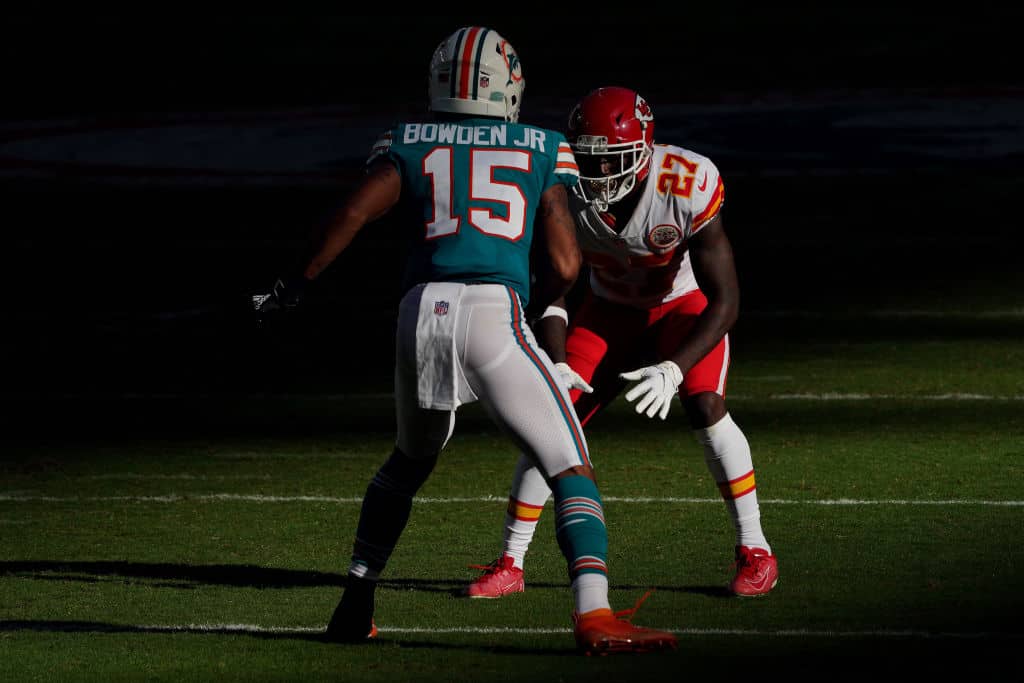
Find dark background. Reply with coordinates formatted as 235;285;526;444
1;11;1021;434
4;11;1021;115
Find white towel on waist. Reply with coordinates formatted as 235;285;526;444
415;282;466;410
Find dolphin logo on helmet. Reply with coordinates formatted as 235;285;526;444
428;27;526;123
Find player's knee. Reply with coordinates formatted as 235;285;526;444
551;464;595;482
684;392;727;429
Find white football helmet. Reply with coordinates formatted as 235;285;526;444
428;26;525;122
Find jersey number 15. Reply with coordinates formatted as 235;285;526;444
424;148;531;241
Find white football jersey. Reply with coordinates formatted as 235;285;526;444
572;144;725;309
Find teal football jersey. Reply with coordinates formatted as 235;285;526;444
367;117;579;306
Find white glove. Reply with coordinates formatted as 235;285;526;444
554;362;594;394
619;360;683;420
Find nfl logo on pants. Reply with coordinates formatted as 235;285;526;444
434;300;449;315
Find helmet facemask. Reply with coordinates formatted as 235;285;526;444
572;134;652;212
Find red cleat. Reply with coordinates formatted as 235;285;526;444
573;591;677;655
730;545;779;597
465;555;525;599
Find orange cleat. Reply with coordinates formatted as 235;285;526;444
573;591;677;655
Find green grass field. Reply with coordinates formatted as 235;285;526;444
3;12;1022;678
2;309;1022;682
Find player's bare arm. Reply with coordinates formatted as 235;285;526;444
533;294;569;362
303;161;402;280
251;161;402;315
533;293;593;396
530;183;582;314
667;214;740;374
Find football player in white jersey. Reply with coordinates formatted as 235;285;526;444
466;86;778;599
255;36;676;654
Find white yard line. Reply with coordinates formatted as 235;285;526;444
84;474;273;480
745;309;1024;319
770;392;1024;400
120;623;1020;639
21;390;1024;401
1;493;1022;506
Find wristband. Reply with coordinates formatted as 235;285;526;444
540;305;568;324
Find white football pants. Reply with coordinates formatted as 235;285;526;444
394;282;591;478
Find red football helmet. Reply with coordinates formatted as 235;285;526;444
567;87;655;210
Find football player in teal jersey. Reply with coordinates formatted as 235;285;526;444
253;27;676;655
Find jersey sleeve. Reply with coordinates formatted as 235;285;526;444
553;138;579;188
365;126;402;176
544;130;579;191
690;157;725;233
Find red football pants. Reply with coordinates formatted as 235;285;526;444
565;289;730;426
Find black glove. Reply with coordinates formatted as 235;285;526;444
252;274;310;315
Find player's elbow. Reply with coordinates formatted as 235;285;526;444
724;303;739;332
718;292;740;330
549;246;582;288
332;204;371;232
706;287;740;331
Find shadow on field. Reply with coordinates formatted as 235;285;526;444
0;619;313;642
1;560;345;588
0;619;582;656
1;619;1020;672
1;560;726;598
0;560;471;591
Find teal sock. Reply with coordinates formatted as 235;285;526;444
549;475;608;581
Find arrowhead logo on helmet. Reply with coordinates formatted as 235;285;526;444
635;94;654;123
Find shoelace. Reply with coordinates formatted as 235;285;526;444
613;589;655;622
467;559;505;574
732;549;754;571
732;550;770;578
